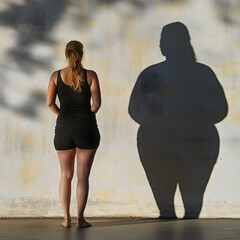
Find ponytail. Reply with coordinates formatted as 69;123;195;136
65;41;85;93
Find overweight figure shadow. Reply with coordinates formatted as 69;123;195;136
128;22;228;219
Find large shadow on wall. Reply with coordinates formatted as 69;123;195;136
128;22;228;219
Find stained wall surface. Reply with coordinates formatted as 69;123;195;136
0;0;239;218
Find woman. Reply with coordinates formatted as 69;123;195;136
47;40;101;228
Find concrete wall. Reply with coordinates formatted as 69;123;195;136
0;0;239;218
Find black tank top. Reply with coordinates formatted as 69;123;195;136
56;68;94;119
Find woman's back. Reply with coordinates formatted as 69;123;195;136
56;68;93;119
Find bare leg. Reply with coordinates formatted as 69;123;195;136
76;148;96;228
57;148;76;227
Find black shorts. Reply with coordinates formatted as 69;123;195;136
54;116;100;150
54;127;100;150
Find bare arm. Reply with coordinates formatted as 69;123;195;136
46;71;60;115
87;70;101;113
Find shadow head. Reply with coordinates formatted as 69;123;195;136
160;22;196;61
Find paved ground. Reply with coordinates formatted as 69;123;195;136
0;218;239;240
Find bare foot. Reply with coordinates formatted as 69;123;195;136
76;218;92;228
61;218;71;228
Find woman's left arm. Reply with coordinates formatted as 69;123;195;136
46;71;60;115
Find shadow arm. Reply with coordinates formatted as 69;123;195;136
128;75;142;124
202;68;228;124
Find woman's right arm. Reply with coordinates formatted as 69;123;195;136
88;70;101;113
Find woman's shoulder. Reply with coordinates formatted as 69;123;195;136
85;69;98;77
50;70;59;86
85;69;98;85
52;68;67;85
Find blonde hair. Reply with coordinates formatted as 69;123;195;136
65;40;85;93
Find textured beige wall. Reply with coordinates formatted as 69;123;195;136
0;0;239;218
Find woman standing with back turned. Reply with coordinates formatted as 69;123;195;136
47;40;101;228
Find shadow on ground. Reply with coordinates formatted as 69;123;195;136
0;218;239;240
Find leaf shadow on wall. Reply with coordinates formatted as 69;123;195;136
0;0;67;118
0;0;67;72
128;22;228;219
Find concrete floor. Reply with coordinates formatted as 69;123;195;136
0;218;239;240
